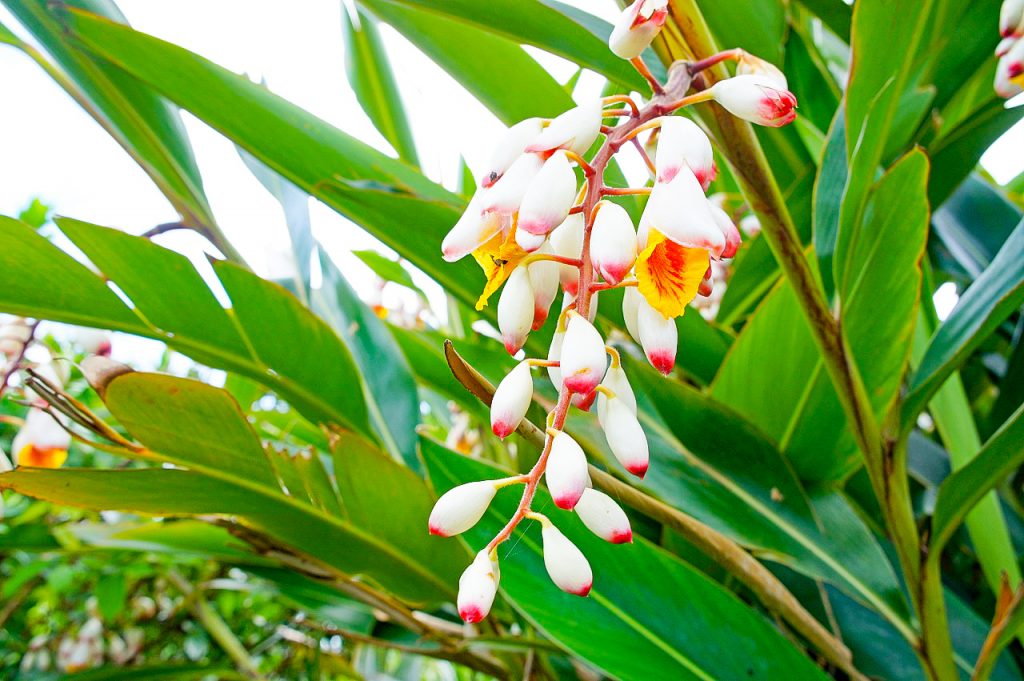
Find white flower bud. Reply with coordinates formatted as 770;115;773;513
491;361;534;439
529;244;560;330
996;40;1024;98
518;152;577;236
442;191;506;262
608;0;669;59
550;214;584;296
655;117;715;190
429;480;498;537
541;522;592;595
12;409;70;468
600;395;649;478
497;267;535;355
739;213;762;237
640;167;725;256
69;327;112;356
457;549;500;623
709;75;798;128
547;326;564;390
561;290;598;324
515;227;546;253
637;297;676;375
546;430;589;510
1001;0;1024;37
575;488;632;543
622;287;643;343
481;118;544;187
597;363;637;423
559;311;607;394
526;99;602;156
0;317;32;357
708;202;742;259
590;202;637;285
736;52;788;89
483;153;544;216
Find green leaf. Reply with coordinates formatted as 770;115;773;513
352;250;426;299
795;0;851;40
422;440;831;681
343;4;419;165
698;0;786;65
905;219;1024;424
931;174;1022;279
96;572;127;622
813;109;846;298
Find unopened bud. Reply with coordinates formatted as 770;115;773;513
622;287;643;343
541;522;593;595
481;118;544;187
559;311;607;394
491;361;533;439
708;202;742;259
608;0;668;59
996;40;1024;98
637;298;676;375
710;75;798;128
655;117;715;190
550;214;584;295
1001;0;1024;37
546;326;564;390
576;488;632;543
526;100;602;156
518;152;578;236
457;549;500;623
515;227;546;253
590;202;637;285
483;153;544;216
641;167;725;256
497;268;535;355
597;364;637;423
600;394;649;478
81;356;133;399
736;51;788;89
739;213;761;237
546;430;589;509
442;192;505;262
428;480;498;537
528;245;560;329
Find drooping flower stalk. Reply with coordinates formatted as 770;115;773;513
432;12;798;620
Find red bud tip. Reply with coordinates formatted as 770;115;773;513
553;493;582;510
627;462;649;479
563;374;600;395
572;583;593;597
428;524;449;537
459;605;485;623
572;390;598;412
503;338;522;355
611;529;634;544
492;422;515;439
648;351;675;375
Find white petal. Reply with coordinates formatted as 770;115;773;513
603;397;649;477
550;214;584;295
457;550;500;623
13;409;70;460
541;524;593;595
518;152;578;236
641;168;725;256
515;227;546;253
429;480;498;536
708;202;742;259
576;488;632;543
559;311;607;394
637;297;676;375
442;191;505;262
622;287;642;343
527;100;602;156
1001;0;1024;37
482;153;544;216
481;118;544;187
491;361;534;439
529;244;560;330
590;202;637;285
655;117;715;190
497;267;535;355
547;327;564;390
546;431;589;509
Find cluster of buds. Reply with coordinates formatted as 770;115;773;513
997;0;1024;97
433;2;797;623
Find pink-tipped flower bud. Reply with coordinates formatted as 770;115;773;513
481;118;544;188
1001;0;1024;37
708;202;742;259
740;213;761;237
442;192;505;262
491;361;534;439
526;100;602;156
561;289;598;323
640;166;725;256
12;409;70;469
710;75;798;128
483;153;544;216
655;117;715;190
996;40;1024;98
597;364;637;423
622;287;643;343
997;36;1018;58
457;549;500;623
429;480;498;537
736;52;788;89
590;202;637;285
576;488;632;543
599;395;649;478
608;0;669;59
547;326;564;390
559;311;607;394
546;430;589;509
498;268;535;355
550;214;584;295
637;298;676;375
529;244;561;330
541;522;592;595
518;152;578;236
0;317;32;357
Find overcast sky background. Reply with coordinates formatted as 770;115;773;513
0;1;1020;347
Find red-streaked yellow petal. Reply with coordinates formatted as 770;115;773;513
472;225;529;310
635;229;709;318
17;444;68;469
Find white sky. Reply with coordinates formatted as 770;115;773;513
0;0;1020;331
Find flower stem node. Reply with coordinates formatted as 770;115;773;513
576;488;633;544
491;361;534;439
546;430;589;510
429;480;499;537
609;0;669;60
497;267;535;355
457;549;500;623
540;522;593;596
709;75;798;128
559;311;608;395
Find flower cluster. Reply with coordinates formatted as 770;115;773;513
997;0;1024;97
433;2;797;623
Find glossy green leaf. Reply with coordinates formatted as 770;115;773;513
931;175;1022;280
423;440;831;681
352;250;426;299
343;4;419;165
813;109;847;298
698;0;785;65
795;0;852;40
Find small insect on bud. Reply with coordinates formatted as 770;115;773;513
708;202;742;259
576;488;633;543
709;75;798;128
457;550;500;623
442;192;505;262
546;430;589;509
637;298;677;375
621;287;643;343
655;117;716;190
1001;0;1024;37
541;522;593;596
481;118;545;188
13;409;70;469
528;244;561;330
590;202;637;285
641;167;725;256
491;361;534;439
550;214;584;296
482;153;545;216
497;268;535;355
518;152;578;237
608;0;669;60
526;99;602;156
735;51;788;89
597;364;637;423
559;311;608;395
429;480;499;537
600;393;649;477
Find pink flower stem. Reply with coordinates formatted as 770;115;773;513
688;48;742;75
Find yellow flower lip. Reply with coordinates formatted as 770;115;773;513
16;444;68;469
472;224;529;311
634;229;709;319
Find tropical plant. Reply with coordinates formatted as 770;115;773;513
1;1;1024;680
